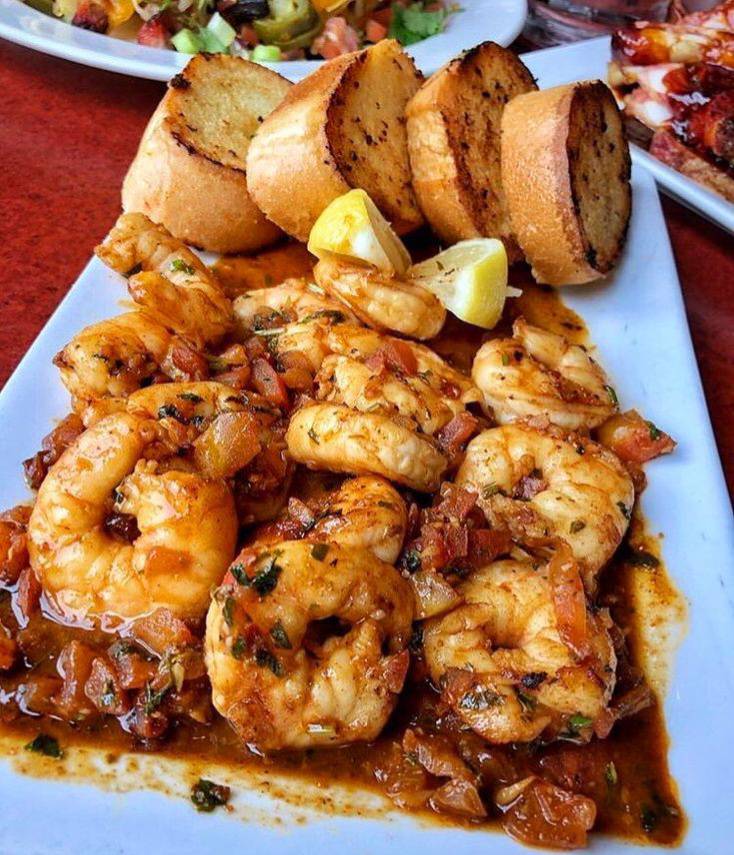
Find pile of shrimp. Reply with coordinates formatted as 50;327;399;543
0;212;677;846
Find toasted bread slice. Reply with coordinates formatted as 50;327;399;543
122;54;291;254
246;39;424;243
406;42;537;262
501;81;632;285
650;129;734;202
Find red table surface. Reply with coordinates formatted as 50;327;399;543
1;40;732;496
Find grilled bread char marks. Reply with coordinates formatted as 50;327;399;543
246;39;424;243
122;54;291;254
501;81;631;286
406;41;537;262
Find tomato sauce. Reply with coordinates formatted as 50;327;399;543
0;243;686;848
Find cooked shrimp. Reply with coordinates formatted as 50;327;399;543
472;319;617;430
423;559;616;743
314;256;446;340
233;277;356;333
316;354;469;436
325;325;480;408
54;312;205;415
456;423;634;585
206;540;413;750
95;212;233;345
27;412;237;623
286;402;447;492
257;476;407;564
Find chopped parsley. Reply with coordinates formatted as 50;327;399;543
299;309;345;324
481;482;501;498
617;501;631;520
569;519;586;534
408;625;423;655
640;805;658;833
178;392;203;403
307;427;320;444
222;595;236;627
604;385;619;406
567;713;593;732
190;778;231;813
255;648;283;677
230;563;248;585
647;421;662;441
311;543;329;561
604;761;618;788
100;679;117;708
171;258;195;276
515;689;536;715
142;682;169;715
157;404;188;423
269;620;292;650
403;549;422;574
25;733;63;759
458;686;504;711
501;353;510;367
231;636;248;660
625;548;660;568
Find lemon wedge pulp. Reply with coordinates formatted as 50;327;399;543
409;239;516;330
307;189;411;274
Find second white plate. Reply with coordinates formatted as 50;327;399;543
0;0;527;82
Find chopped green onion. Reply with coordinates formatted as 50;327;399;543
171;28;203;55
252;44;283;62
206;12;236;48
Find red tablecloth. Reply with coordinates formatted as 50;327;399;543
1;40;732;494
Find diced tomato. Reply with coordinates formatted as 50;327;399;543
436;412;479;460
130;609;196;656
429;778;487;819
169;341;209;380
19;675;62;716
252;358;290;409
597;409;676;465
71;0;108;33
381;649;410;694
366;341;419;376
365;19;388;42
14;567;41;626
312;17;360;60
370;7;393;25
548;545;589;659
0;625;17;671
0;506;30;586
137;17;170;49
85;657;131;716
56;641;98;720
499;776;597;850
239;24;258;47
110;646;157;691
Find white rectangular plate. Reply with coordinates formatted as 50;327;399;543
1;182;734;853
522;37;734;234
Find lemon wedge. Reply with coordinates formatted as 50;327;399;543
409;239;517;329
308;189;411;274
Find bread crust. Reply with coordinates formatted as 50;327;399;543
406;42;537;262
501;81;631;285
122;56;291;254
246;40;423;243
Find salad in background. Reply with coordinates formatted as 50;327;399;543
23;0;461;59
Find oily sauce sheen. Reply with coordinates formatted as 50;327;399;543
0;246;685;847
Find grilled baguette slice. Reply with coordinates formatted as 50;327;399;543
501;81;632;285
122;54;291;254
246;39;424;243
406;42;537;262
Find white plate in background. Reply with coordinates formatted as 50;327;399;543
0;0;527;81
1;164;734;853
522;36;734;234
